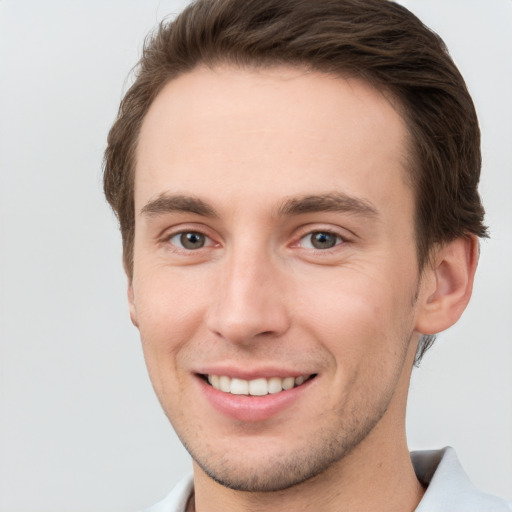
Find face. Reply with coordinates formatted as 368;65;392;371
131;66;426;492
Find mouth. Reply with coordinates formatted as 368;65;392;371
201;374;317;396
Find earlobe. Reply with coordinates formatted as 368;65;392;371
415;236;479;335
127;280;139;328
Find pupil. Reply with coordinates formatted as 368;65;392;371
312;232;336;249
181;232;205;249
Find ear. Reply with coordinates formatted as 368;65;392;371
415;236;479;335
127;279;139;328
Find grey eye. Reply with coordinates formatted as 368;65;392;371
301;231;341;249
170;231;207;249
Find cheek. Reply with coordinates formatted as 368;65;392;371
131;270;209;383
294;267;415;361
134;266;208;333
296;271;383;329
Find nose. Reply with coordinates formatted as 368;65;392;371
206;245;291;345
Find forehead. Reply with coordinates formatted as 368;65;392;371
135;65;411;216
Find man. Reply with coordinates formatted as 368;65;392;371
103;0;511;510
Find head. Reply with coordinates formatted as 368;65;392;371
104;0;487;361
103;0;486;494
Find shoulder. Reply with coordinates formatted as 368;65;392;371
412;447;512;512
142;475;194;512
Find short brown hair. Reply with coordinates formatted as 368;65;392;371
103;0;488;357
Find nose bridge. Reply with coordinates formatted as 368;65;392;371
206;238;290;344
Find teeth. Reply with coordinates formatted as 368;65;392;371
219;375;231;393
282;377;294;390
294;376;306;386
207;374;311;395
248;378;268;396
230;378;249;395
267;377;283;394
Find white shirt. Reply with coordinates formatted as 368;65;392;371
144;447;512;512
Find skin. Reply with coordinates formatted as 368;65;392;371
129;66;478;512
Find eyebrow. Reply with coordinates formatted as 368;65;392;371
139;191;378;220
140;194;218;218
276;192;379;219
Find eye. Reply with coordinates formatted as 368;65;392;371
169;231;211;250
300;231;343;250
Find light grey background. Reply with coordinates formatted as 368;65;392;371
0;1;511;511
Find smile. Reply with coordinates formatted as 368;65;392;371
205;374;315;396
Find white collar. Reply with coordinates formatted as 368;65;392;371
144;447;511;512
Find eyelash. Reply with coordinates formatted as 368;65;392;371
163;226;348;255
166;230;216;251
296;230;345;251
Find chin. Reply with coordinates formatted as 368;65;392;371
180;407;385;493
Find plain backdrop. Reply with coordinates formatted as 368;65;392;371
0;1;511;510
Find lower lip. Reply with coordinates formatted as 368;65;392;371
197;376;315;422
